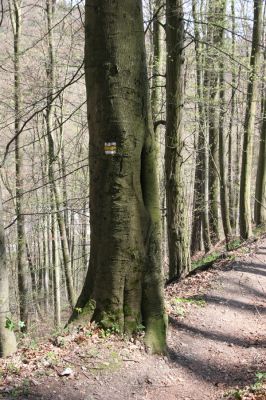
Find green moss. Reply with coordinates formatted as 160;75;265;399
192;251;220;270
144;314;167;354
227;239;242;251
174;297;206;307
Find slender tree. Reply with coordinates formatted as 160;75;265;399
218;0;232;244
239;0;263;239
165;0;191;279
9;0;29;330
228;0;237;230
254;50;266;226
0;185;17;357
45;0;75;309
205;0;227;244
191;0;212;254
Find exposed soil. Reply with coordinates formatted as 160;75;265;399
0;237;265;400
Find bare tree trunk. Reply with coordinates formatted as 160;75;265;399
165;0;191;279
191;0;211;254
205;0;227;244
0;185;17;357
69;0;166;354
9;0;29;330
45;0;75;308
219;62;232;244
239;0;263;239
228;0;237;231
254;49;266;226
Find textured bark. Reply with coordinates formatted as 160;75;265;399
254;86;266;226
151;0;166;262
219;62;232;244
239;0;263;239
151;0;164;122
228;0;237;231
0;185;17;358
51;204;61;327
205;0;227;244
165;0;191;279
9;0;29;330
69;0;166;354
191;0;211;254
46;0;75;309
216;0;232;244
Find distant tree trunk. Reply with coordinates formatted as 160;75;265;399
254;60;266;226
217;0;232;244
9;0;29;330
205;0;227;244
45;0;75;309
0;185;17;358
151;0;163;122
228;0;237;231
69;0;167;354
165;0;191;279
219;64;232;244
51;202;61;327
191;0;211;254
239;0;263;239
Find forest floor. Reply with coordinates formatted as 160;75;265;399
0;236;266;400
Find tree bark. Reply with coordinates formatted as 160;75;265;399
228;0;237;231
191;0;212;254
219;63;232;244
9;0;29;330
254;64;266;226
205;0;227;244
45;0;75;309
239;0;263;239
165;0;191;279
0;185;17;358
69;0;166;354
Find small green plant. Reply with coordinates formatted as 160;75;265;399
18;320;25;329
75;307;83;314
46;351;59;365
98;323;121;338
6;362;20;375
5;317;15;331
175;297;206;307
5;317;25;332
251;371;266;390
224;371;266;399
224;388;244;399
136;323;145;333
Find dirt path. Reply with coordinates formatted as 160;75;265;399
1;239;266;400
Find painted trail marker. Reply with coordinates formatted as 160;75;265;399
104;142;117;155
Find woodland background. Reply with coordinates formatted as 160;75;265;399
0;0;265;347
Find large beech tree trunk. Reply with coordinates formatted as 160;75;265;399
165;0;191;279
0;185;17;357
239;0;263;239
69;0;166;354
